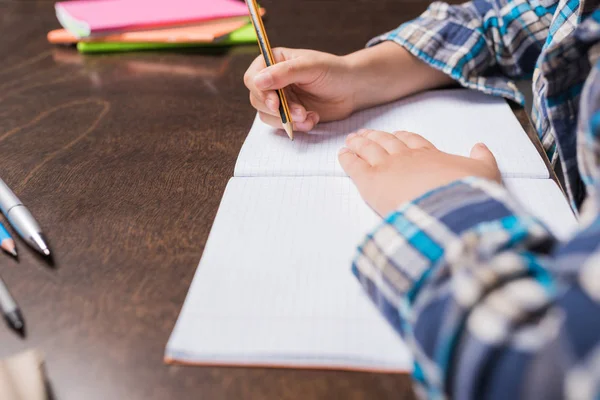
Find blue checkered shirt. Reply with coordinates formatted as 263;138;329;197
353;0;600;398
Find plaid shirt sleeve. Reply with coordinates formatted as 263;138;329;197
353;176;600;399
369;0;557;104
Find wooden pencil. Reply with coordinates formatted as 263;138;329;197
0;222;16;258
245;0;294;140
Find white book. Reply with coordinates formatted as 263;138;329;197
166;89;577;372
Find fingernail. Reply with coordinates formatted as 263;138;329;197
310;114;320;126
291;108;305;122
266;98;278;112
254;72;273;89
265;99;277;111
347;133;357;140
357;129;368;135
476;143;487;149
295;120;311;131
338;147;350;155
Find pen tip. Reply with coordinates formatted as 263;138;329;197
9;248;17;257
16;325;25;338
31;233;51;256
5;311;26;338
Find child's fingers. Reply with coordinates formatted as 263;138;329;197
244;53;311;124
285;90;309;123
338;147;370;179
345;133;388;166
469;143;495;164
358;129;407;154
244;48;296;92
243;55;268;91
289;104;308;122
252;91;309;124
244;56;285;114
250;92;278;116
258;111;318;132
295;111;319;132
393;131;435;149
253;55;322;91
258;112;284;129
470;143;501;181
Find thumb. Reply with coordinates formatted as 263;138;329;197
470;143;498;168
254;55;321;90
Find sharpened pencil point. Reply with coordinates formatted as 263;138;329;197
283;122;294;141
1;239;17;258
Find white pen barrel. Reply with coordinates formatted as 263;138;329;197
8;206;42;238
0;277;17;313
0;178;49;256
0;178;22;214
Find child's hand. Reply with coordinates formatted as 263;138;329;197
244;48;357;132
338;129;501;217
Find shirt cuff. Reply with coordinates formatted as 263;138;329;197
352;177;551;333
367;2;525;105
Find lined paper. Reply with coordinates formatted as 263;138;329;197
235;89;549;179
504;178;577;240
166;89;575;372
166;176;575;370
167;177;412;371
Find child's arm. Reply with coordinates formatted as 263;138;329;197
243;44;453;132
372;0;556;106
341;132;600;398
338;74;600;399
245;0;556;132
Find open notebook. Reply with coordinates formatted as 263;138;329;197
166;89;577;373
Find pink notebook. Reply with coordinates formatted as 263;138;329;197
55;0;250;38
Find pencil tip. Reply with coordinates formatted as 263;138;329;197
31;233;51;257
1;239;17;257
283;122;294;141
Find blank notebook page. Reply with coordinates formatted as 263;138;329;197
235;89;549;179
166;176;576;371
504;178;577;241
166;176;413;372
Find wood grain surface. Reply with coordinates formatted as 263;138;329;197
0;1;537;399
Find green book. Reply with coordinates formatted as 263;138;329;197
77;23;257;54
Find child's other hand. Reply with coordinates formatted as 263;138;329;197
338;129;501;217
244;48;356;132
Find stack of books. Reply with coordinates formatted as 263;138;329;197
47;0;260;53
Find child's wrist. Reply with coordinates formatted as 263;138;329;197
342;42;455;112
342;42;411;111
341;49;377;112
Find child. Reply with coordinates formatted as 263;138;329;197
244;0;600;397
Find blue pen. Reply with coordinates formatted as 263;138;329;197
0;222;17;257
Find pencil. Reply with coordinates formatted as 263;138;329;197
245;0;294;140
0;222;17;258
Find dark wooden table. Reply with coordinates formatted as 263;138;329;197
0;1;542;399
0;0;426;400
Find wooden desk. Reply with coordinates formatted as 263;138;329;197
0;1;423;399
0;1;541;399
